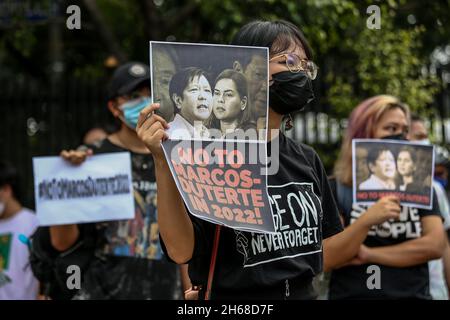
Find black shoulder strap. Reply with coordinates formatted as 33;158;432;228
329;177;353;215
338;181;353;215
329;177;338;202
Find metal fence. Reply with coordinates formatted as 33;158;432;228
285;112;450;146
0;75;113;208
1;76;449;209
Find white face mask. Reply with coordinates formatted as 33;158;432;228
0;201;5;217
416;138;431;145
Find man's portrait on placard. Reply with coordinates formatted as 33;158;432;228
150;42;268;141
353;139;434;209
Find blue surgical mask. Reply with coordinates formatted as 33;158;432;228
119;97;151;129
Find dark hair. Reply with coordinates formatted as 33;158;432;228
366;146;394;173
411;113;424;123
216;69;249;103
0;160;21;201
169;67;211;113
397;146;417;164
230;20;313;59
207;69;254;130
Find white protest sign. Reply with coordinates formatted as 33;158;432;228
33;152;135;226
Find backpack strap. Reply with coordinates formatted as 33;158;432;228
204;225;221;300
337;180;353;215
329;177;353;215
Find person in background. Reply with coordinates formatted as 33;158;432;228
330;95;445;299
82;127;108;146
409;114;429;142
409;113;450;300
49;62;186;299
0;160;39;300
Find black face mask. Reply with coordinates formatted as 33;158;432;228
269;71;315;116
381;133;407;140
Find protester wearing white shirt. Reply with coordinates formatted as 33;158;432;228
0;161;39;300
410;114;450;300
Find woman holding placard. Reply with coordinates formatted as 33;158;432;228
330;95;445;299
137;21;410;300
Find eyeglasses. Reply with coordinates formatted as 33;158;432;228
269;53;318;80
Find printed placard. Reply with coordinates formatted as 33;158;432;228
353;139;434;209
33;152;135;225
151;41;275;233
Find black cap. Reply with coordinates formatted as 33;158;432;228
107;62;150;100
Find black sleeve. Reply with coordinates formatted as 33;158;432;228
189;215;215;259
313;152;344;239
418;191;442;218
159;210;215;264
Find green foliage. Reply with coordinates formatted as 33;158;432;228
355;22;440;115
1;0;447;119
195;0;442;117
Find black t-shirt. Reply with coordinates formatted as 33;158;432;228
74;138;179;300
329;180;441;300
181;133;343;300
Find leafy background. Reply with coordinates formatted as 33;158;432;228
1;0;449;206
